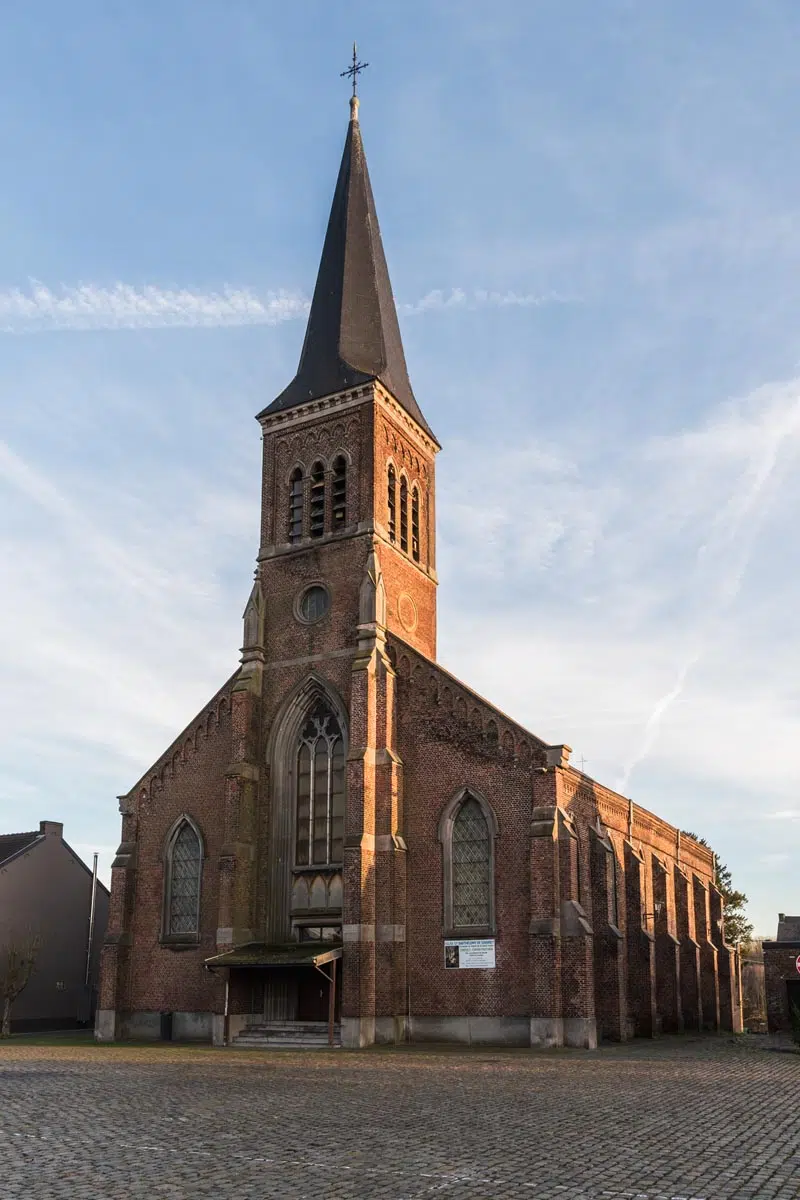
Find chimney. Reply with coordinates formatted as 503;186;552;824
39;820;63;838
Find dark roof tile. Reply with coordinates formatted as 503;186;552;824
0;831;40;866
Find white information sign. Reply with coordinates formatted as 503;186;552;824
444;938;496;970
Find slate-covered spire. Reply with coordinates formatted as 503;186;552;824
259;96;434;439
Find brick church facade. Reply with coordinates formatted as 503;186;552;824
97;95;742;1049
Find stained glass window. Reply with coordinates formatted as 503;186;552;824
167;821;202;935
295;702;345;867
452;797;490;927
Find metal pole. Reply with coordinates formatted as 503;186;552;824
328;957;336;1047
85;852;98;988
223;973;230;1047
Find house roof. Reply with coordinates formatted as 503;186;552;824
257;97;435;441
0;830;40;866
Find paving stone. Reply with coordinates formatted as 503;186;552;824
0;1036;797;1198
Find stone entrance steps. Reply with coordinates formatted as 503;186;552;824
232;1020;341;1049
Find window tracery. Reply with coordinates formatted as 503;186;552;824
439;790;497;934
164;819;202;937
295;701;345;867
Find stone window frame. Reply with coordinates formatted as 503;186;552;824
265;673;350;944
161;814;205;949
438;786;498;938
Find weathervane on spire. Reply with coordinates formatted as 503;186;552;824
340;42;368;98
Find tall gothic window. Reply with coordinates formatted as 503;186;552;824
400;476;408;553
165;819;203;937
295;701;345;867
387;464;397;542
289;468;304;543
331;456;347;530
439;790;497;934
309;462;325;538
452;798;490;926
411;486;420;562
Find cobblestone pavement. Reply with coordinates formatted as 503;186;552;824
1;1035;799;1199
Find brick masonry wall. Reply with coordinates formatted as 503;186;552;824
101;372;734;1042
763;944;800;1033
103;684;235;1018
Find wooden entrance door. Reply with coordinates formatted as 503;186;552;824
297;970;328;1021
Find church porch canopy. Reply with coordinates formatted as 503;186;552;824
204;941;342;971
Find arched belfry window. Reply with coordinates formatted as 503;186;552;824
387;464;397;542
438;789;497;935
164;818;203;939
295;700;345;866
400;476;409;553
289;467;304;543
411;486;420;562
309;462;325;538
331;456;347;531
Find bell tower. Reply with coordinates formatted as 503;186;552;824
254;91;440;664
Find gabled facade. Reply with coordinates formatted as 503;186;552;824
0;821;108;1030
98;95;742;1048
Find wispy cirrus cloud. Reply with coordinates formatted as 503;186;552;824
0;281;574;334
0;282;309;333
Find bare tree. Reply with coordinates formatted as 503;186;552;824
0;932;42;1037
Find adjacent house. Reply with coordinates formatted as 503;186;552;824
763;914;800;1035
0;821;109;1031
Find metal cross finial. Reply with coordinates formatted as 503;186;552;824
340;42;368;97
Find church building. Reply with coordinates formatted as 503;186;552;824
97;92;742;1049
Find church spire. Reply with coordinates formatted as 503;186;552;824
259;88;434;439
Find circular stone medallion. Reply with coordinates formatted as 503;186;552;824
397;592;418;633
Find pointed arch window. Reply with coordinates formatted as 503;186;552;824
411;485;420;562
387;464;397;542
163;819;203;940
309;462;325;538
400;476;408;553
331;456;347;531
289;468;304;543
295;701;345;867
439;789;497;935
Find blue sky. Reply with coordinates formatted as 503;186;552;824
1;1;799;936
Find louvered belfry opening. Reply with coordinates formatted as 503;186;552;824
289;468;304;543
387;464;397;542
309;462;325;538
399;476;408;553
452;798;491;927
411;486;420;562
331;456;347;530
